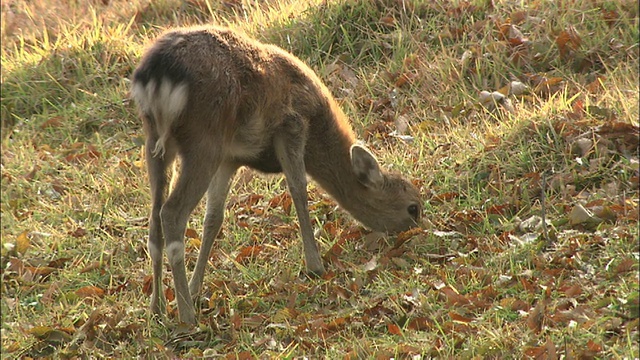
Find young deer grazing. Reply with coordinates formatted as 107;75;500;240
131;26;422;324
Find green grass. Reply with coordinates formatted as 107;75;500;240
2;0;639;358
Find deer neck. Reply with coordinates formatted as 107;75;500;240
304;102;365;212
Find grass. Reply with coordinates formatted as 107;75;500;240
1;0;639;358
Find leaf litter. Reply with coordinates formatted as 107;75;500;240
1;0;638;358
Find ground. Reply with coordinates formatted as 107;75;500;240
1;0;638;358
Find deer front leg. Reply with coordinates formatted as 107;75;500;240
274;114;325;276
189;162;238;297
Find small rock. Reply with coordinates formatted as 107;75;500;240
509;81;529;96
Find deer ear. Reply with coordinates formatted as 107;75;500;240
351;144;384;189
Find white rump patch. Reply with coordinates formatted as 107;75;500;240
158;79;188;126
132;78;188;157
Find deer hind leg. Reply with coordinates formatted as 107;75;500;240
274;114;325;276
145;123;177;318
189;162;238;297
161;148;220;324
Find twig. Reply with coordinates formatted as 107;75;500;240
540;173;550;247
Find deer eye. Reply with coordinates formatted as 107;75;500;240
407;204;420;221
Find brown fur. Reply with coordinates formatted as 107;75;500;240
131;26;422;324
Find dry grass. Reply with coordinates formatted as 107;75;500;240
1;0;638;358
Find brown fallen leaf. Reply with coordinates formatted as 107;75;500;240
387;322;402;335
142;275;153;296
326;316;348;332
431;191;460;204
511;10;528;24
64;144;101;163
47;257;72;269
556;27;581;58
40;116;63;129
236;245;263;263
511;299;531;312
28;326;72;344
614;257;636;275
165;287;175;302
440;286;471;306
406;317;431;331
24;266;57;279
448;311;474;323
75;285;105;298
41;281;62;305
499;23;528;46
379;15;395;27
487;203;514;215
23;165;39;182
562;284;582;298
15;230;30;255
601;8;619;27
576;338;603;359
586;339;602;353
268;192;293;215
184;228;199;239
545;336;557;360
528;304;544;332
68;227;88;238
80;261;103;274
585;75;605;93
534;76;564;97
3;340;20;353
393;227;423;249
394;72;417;88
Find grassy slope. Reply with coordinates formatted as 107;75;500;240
1;0;638;358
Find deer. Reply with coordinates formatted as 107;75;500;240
131;25;422;324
